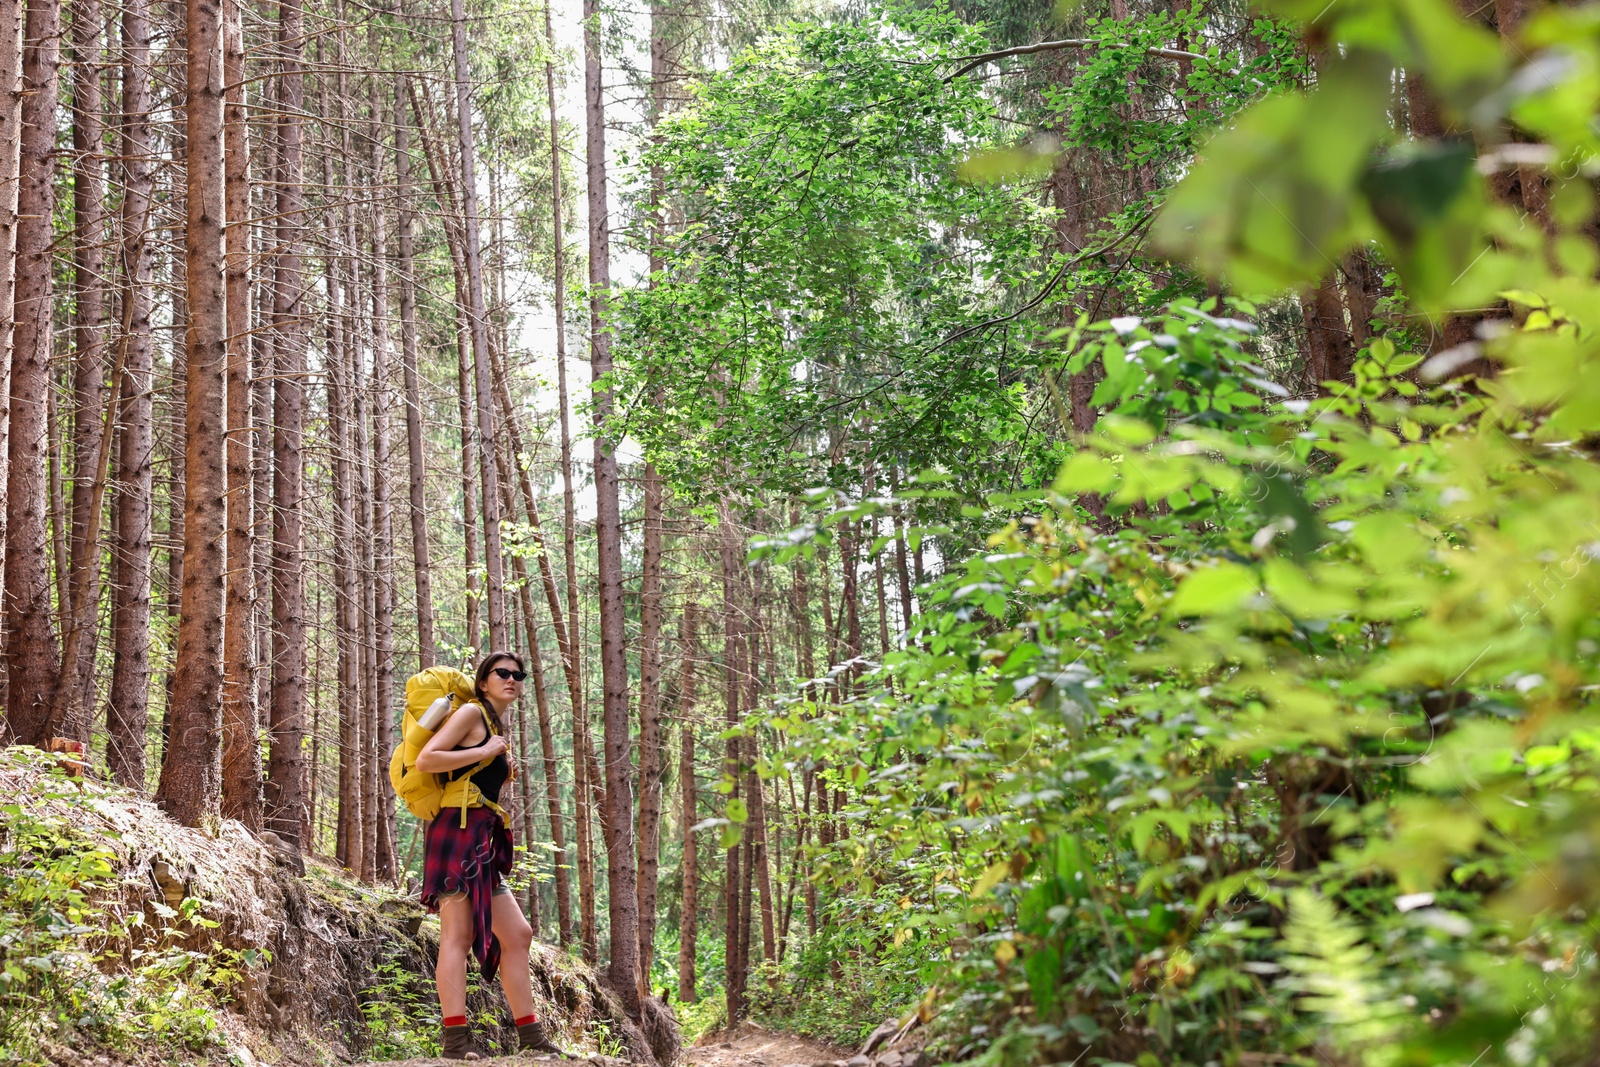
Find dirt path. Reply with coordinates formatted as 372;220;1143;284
344;1023;853;1067
685;1022;855;1067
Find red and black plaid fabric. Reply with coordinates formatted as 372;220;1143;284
421;805;514;981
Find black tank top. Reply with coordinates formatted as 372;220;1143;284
444;705;510;805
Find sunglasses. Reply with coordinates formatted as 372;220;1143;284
491;666;527;682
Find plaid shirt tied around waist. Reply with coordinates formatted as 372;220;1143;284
421;805;514;981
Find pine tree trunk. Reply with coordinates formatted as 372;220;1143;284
266;0;309;853
0;0;19;702
636;462;665;982
582;0;641;1014
161;218;186;762
63;0;108;740
748;750;777;974
329;279;364;874
677;601;700;1003
157;0;228;826
394;75;434;669
575;666;599;962
455;315;481;652
890;470;914;632
718;504;745;1020
220;0;262;829
3;0;63;748
516;561;572;945
545;0;586;852
106;0;156;787
448;0;508;651
368;87;398;880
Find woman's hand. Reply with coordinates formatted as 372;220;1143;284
480;734;508;760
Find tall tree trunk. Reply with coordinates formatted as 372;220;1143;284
544;0;587;855
1342;249;1380;350
840;517;861;688
517;559;572;946
635;0;675;988
448;0;507;651
677;601;700;1003
583;0;641;1014
3;0;63;747
329;272;364;875
890;470;914;632
220;0;262;829
575;702;599;962
369;86;398;881
157;0;228;826
106;0;156;787
266;0;309;852
636;462;665;982
0;0;21;663
718;503;746;1020
1301;274;1356;391
161;222;186;758
63;0;108;739
394;75;434;669
455;316;481;652
748;747;777;974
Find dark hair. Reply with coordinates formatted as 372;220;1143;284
472;650;525;734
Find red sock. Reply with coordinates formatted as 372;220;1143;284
514;1014;539;1027
443;1016;468;1028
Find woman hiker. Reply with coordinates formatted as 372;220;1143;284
416;650;566;1060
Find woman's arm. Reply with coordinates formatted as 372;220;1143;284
415;703;508;773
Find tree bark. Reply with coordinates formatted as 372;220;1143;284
636;462;666;983
1342;249;1380;350
394;75;434;669
518;556;573;946
3;0;63;748
368;82;398;880
266;0;310;853
105;0;156;787
157;0;228;826
583;0;641;1014
448;0;508;651
63;0;109;739
544;0;587;854
677;601;700;1003
220;0;262;829
329;266;364;875
0;0;21;658
718;503;746;1020
1301;273;1356;391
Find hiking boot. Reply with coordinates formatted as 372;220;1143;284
442;1022;480;1061
518;1018;567;1057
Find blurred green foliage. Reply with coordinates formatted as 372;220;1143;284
724;0;1600;1063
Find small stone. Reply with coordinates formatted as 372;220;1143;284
847;1056;873;1067
878;1053;905;1067
720;1042;735;1050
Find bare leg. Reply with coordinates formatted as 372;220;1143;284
437;893;473;1018
492;890;537;1019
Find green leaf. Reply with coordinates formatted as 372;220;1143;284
1167;562;1257;616
1153;55;1392;291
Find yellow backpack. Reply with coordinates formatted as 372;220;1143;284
388;666;506;826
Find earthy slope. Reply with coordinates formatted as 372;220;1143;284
0;750;677;1067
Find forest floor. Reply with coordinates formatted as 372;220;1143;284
344;1024;851;1067
685;1022;854;1067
